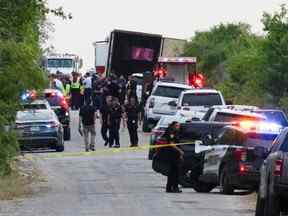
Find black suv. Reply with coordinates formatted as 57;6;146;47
44;89;71;141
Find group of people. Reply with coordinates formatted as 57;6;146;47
50;71;183;193
77;72;142;150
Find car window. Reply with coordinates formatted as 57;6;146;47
255;111;288;127
16;111;52;121
214;112;261;122
202;108;214;121
23;104;47;110
133;76;143;85
216;128;236;145
153;86;185;98
280;134;288;152
182;93;223;106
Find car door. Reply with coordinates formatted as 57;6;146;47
202;128;234;177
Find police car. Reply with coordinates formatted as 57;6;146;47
194;120;281;194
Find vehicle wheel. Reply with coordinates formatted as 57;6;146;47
64;127;71;141
142;117;151;132
56;145;64;152
192;181;216;193
255;192;266;216
219;167;234;194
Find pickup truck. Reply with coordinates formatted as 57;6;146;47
256;127;288;216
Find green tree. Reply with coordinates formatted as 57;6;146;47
262;5;288;104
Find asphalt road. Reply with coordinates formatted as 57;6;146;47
0;111;256;216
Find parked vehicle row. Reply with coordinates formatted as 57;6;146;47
16;89;71;152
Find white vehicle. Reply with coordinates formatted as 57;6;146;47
22;99;51;110
173;89;225;120
143;81;192;132
132;73;143;102
42;53;83;76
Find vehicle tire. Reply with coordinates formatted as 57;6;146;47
142;117;151;132
56;145;64;152
219;167;234;195
255;192;266;216
192;181;216;193
64;127;71;141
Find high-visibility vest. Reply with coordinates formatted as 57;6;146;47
71;81;80;89
64;84;71;97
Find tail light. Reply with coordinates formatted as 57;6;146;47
149;98;155;108
274;159;283;176
239;164;249;174
233;148;247;161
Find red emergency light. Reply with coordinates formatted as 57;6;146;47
189;73;205;88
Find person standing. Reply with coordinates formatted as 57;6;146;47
70;72;82;110
100;95;113;146
79;98;97;152
107;97;122;148
118;75;126;105
83;72;93;105
126;75;137;101
159;121;184;193
124;97;141;147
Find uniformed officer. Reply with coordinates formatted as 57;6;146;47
100;95;113;146
124;97;141;147
126;75;137;101
107;97;123;148
70;72;82;110
160;121;184;193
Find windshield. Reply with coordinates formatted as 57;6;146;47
23;104;47;110
133;76;143;85
214;112;262;122
182;93;222;106
255;111;288;127
48;59;73;68
16;111;52;121
153;86;186;98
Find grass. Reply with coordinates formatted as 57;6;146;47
0;159;44;200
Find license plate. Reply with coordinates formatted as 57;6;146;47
30;126;40;132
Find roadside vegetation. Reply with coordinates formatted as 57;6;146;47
0;0;70;196
184;4;288;109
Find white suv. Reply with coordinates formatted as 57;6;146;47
174;88;225;120
143;82;192;132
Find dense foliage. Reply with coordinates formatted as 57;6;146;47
0;0;70;175
184;5;288;108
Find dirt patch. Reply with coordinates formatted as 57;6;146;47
0;157;47;200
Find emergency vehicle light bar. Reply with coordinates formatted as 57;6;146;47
158;57;197;63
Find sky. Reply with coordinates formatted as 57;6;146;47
47;0;285;71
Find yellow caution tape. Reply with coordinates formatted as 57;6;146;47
22;142;197;160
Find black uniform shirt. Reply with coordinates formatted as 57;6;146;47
109;104;122;123
124;104;140;121
79;105;96;126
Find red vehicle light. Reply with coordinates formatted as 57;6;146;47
233;148;247;161
239;164;249;174
274;159;283;176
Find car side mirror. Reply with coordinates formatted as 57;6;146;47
202;134;215;146
168;100;177;107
